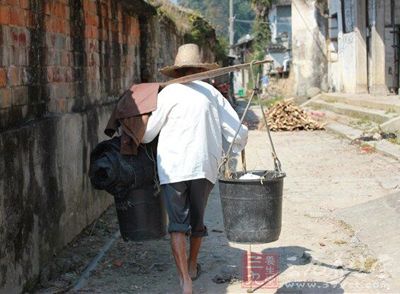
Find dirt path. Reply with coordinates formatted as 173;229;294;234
36;128;400;294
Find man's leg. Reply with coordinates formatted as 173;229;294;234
161;182;192;293
188;236;202;278
187;179;214;278
170;232;192;294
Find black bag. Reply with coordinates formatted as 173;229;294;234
89;137;156;198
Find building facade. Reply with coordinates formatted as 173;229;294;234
292;0;400;96
267;0;292;76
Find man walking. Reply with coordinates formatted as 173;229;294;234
142;44;248;294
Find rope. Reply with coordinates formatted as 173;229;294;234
219;61;258;175
219;60;283;178
142;144;161;196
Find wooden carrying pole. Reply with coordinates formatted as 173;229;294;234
159;59;272;87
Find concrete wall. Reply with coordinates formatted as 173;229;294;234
329;0;394;95
291;0;329;96
295;0;394;95
328;0;358;93
0;0;216;292
384;0;400;93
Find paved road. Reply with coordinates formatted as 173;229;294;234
72;129;400;293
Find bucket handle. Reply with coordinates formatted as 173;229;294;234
219;60;283;176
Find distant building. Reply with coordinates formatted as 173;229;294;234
232;0;292;95
232;34;253;95
291;0;400;96
267;0;292;76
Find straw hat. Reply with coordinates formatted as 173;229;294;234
159;43;220;78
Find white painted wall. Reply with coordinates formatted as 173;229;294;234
328;0;364;93
291;0;328;96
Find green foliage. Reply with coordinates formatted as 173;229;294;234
215;37;229;65
177;0;254;42
152;0;227;64
184;13;215;46
250;0;275;61
252;20;270;59
184;14;228;64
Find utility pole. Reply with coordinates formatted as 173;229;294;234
229;0;235;56
228;0;237;104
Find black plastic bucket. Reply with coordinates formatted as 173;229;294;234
114;185;167;241
219;170;285;243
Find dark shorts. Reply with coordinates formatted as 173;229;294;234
161;178;214;237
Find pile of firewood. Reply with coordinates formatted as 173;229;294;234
263;99;325;131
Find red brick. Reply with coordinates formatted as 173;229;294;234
56;18;66;34
46;67;53;82
0;68;7;87
57;98;67;112
65;67;73;82
54;68;63;82
46;17;65;34
7;66;20;86
118;20;122;32
64;21;70;35
83;0;96;14
25;10;35;28
44;2;52;15
115;2;120;18
19;0;29;9
18;31;27;45
4;0;18;6
9;7;24;26
0;5;10;24
10;28;18;45
55;3;67;18
11;85;28;105
101;3;108;18
54;18;62;33
131;19;140;37
99;28;107;41
85;26;97;39
44;15;52;31
0;88;11;108
61;52;69;66
86;14;98;27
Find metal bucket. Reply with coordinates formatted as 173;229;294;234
219;170;285;243
114;185;167;241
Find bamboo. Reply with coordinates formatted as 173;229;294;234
159;59;272;87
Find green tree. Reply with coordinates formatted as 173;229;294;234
250;0;274;60
177;0;254;42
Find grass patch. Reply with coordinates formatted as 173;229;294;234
337;220;355;237
349;118;374;130
324;98;339;104
354;256;378;273
255;95;284;108
385;107;397;114
388;136;400;145
333;239;348;245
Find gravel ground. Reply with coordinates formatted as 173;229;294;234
36;121;400;293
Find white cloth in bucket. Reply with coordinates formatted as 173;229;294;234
239;173;261;180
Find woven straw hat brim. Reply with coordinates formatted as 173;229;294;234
160;63;220;78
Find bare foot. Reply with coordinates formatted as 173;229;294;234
188;262;198;280
179;277;183;288
182;277;192;294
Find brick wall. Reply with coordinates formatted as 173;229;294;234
0;0;217;292
0;0;144;130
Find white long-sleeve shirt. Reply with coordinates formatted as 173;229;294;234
142;80;248;184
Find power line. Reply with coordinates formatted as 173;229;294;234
235;18;269;24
